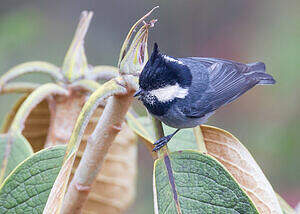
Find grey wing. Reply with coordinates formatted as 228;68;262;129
182;60;261;118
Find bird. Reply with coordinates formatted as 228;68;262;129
134;43;276;152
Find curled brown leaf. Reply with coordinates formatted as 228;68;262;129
202;125;282;214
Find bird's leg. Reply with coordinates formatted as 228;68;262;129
152;129;180;152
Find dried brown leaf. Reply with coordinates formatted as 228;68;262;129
1;94;50;152
23;99;51;151
1;95;51;152
202;125;282;214
1;94;29;133
39;92;138;214
1;87;138;214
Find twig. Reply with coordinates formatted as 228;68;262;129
152;116;164;139
61;8;157;213
62;91;134;213
152;117;169;158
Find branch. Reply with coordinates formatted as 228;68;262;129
152;116;164;139
63;79;126;157
62;83;133;213
41;79;125;214
62;8;157;213
152;117;169;158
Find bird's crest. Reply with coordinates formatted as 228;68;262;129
150;42;160;64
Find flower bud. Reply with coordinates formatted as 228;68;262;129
118;7;158;76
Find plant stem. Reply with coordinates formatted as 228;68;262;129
193;126;207;153
152;117;169;158
61;91;134;214
152;116;164;139
61;8;156;212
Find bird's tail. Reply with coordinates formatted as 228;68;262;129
246;62;276;85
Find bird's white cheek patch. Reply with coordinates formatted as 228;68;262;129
149;83;188;102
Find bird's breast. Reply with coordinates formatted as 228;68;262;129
156;101;213;129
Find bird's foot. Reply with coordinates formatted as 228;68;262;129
152;135;173;152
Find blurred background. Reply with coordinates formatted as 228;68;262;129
0;0;299;212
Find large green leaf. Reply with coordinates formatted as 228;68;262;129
127;115;198;152
0;133;33;184
0;145;66;214
165;127;198;152
153;150;258;214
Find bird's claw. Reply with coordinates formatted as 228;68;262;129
152;135;172;152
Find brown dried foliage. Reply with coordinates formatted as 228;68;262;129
2;91;138;214
202;125;282;214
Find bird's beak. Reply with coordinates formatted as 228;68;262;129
134;89;143;97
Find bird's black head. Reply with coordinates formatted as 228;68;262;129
135;43;192;116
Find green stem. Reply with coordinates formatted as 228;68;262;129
152;116;164;139
151;117;169;158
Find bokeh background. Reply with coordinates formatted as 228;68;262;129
0;0;299;213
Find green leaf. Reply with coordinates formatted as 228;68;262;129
0;61;63;90
62;11;92;82
0;82;40;94
164;127;198;152
43;152;75;214
0;145;66;214
153;150;258;214
88;65;119;81
126;115;198;152
0;133;33;184
126;114;155;144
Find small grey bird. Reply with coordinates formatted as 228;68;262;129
134;43;276;151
